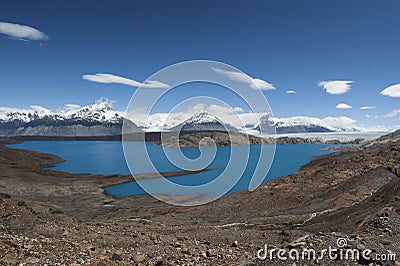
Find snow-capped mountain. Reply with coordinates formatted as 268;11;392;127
0;99;141;137
169;112;238;132
252;114;360;134
253;114;332;134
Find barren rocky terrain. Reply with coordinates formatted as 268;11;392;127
0;132;400;265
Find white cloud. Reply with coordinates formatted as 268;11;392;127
371;109;400;119
336;103;352;109
233;107;244;112
360;106;375;110
82;73;170;89
211;67;275;90
380;83;400;98
63;104;81;111
30;105;51;113
320;116;356;128
382;109;400;118
318;80;352;95
0;22;48;41
286;90;296;94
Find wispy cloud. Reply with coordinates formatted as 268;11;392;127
82;73;170;89
318;80;352;95
211;67;275;90
360;106;375;110
286;90;296;94
63;104;81;112
371;109;400;119
382;109;400;118
380;83;400;98
0;22;48;42
336;103;352;109
30;105;51;113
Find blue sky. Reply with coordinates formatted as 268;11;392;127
1;0;400;130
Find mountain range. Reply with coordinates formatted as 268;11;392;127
0;100;361;137
0;100;140;137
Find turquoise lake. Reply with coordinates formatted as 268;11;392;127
7;141;339;199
